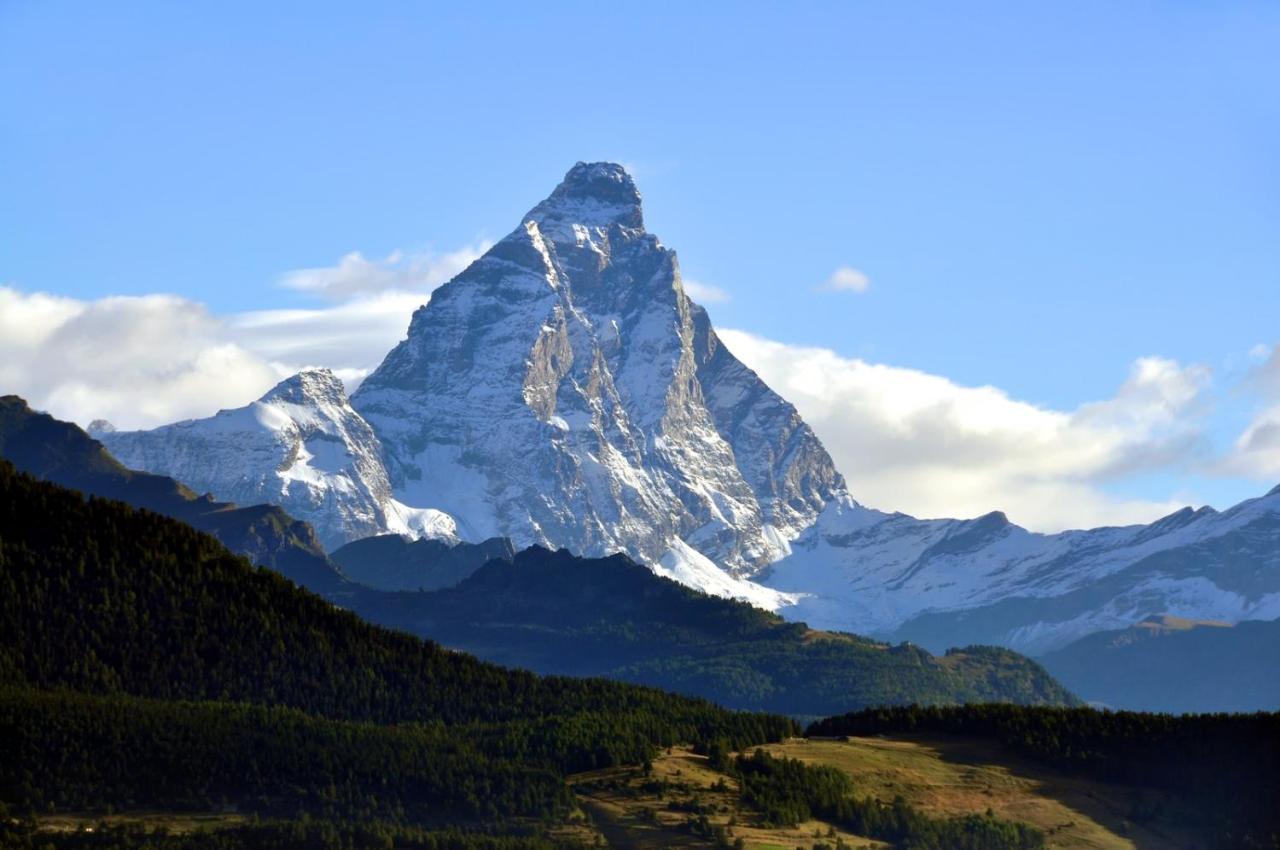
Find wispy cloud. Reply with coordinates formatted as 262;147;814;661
279;242;491;300
228;290;429;387
682;278;731;304
816;266;870;294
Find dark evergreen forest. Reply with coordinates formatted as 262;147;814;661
808;705;1280;848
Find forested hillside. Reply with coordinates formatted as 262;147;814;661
332;533;516;591
0;460;793;843
807;704;1280;848
359;546;1078;715
0;396;346;593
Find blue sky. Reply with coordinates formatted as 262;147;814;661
2;1;1278;528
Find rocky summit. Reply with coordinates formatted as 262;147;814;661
351;162;845;580
103;163;847;593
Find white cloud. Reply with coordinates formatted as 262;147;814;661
717;329;1209;532
228;290;427;383
817;266;870;294
0;286;283;430
1252;344;1280;395
0;284;432;431
278;242;491;300
0;242;492;431
682;278;731;304
1229;410;1280;477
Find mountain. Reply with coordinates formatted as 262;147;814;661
1039;614;1280;712
763;491;1280;653
350;161;844;578
100;369;455;550
81;162;1280;655
331;533;516;591
97;163;844;595
350;546;1079;716
0;394;347;593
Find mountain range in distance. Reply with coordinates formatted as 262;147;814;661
1040;614;1280;712
91;161;1280;665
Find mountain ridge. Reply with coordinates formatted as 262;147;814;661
766;489;1280;652
350;544;1080;715
102;367;456;550
0;394;348;593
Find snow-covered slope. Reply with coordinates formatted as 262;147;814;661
100;368;457;550
762;489;1280;653
351;162;844;574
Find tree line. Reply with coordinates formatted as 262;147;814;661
0;819;581;850
720;748;1044;850
807;704;1280;848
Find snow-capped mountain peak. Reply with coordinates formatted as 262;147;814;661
259;367;350;407
526;161;644;233
100;367;457;549
351;161;845;575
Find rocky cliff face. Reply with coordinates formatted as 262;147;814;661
101;368;455;550
352;162;845;575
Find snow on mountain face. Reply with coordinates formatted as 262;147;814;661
762;490;1280;653
100;369;457;550
351;162;844;574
